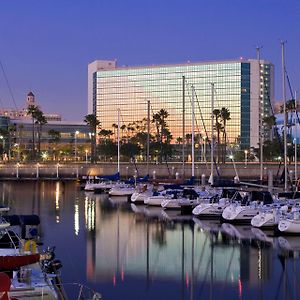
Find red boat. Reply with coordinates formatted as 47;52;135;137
0;253;40;271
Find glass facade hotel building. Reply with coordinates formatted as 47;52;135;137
88;59;274;150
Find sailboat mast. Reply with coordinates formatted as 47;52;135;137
295;91;297;182
147;100;150;176
281;41;288;191
182;76;186;179
257;46;264;182
191;85;195;177
210;83;214;185
117;108;120;174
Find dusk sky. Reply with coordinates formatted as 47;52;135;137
0;0;299;120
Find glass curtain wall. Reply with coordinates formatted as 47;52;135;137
94;62;251;151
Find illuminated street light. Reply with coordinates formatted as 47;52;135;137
244;150;248;167
75;131;79;161
85;149;88;164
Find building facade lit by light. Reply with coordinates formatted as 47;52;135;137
88;59;274;149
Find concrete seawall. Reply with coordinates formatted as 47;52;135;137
0;162;293;181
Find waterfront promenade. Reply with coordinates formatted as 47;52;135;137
0;162;292;181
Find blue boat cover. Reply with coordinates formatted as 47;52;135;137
95;172;120;181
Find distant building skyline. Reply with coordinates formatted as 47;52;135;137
0;91;61;122
0;1;299;121
89;58;274;149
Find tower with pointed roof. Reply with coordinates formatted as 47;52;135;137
26;91;35;106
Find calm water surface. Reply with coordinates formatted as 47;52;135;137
1;181;300;300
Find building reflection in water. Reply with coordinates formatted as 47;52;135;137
0;182;299;299
74;201;80;236
85;196;95;231
85;194;277;298
55;182;60;223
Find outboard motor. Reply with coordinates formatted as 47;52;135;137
41;246;63;274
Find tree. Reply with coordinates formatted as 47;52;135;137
176;137;183;145
98;139;117;161
213;109;223;162
16;124;24;161
0;128;8;157
220;107;231;163
263;115;276;141
152;109;171;162
27;104;39;160
98;129;113;142
84;114;100;163
112;123;118;139
7;124;17;160
120;142;141;160
35;110;47;159
48;129;61;160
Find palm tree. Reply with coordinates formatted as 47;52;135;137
16;124;24;161
176;137;183;145
281;99;296;136
213;109;223;162
0;128;8;157
220;107;231;163
120;125;126;142
27;104;39;160
48;129;61;160
7;124;17;161
98;129;113;142
35;110;47;159
112;123;118;139
84;114;100;163
263;115;276;141
152;109;170;162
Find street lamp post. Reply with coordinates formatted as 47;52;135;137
0;136;4;159
16;163;19;179
85;149;88;164
36;163;39;178
75;131;79;162
244;150;248;167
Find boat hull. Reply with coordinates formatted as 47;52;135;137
0;253;40;271
278;219;300;234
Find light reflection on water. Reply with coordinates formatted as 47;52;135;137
1;181;300;300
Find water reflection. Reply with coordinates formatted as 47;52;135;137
1;182;300;300
86;193;300;299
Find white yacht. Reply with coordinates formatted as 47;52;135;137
278;210;300;234
251;203;290;228
192;189;239;218
161;188;203;210
145;188;182;206
109;185;135;196
131;184;157;203
222;191;273;223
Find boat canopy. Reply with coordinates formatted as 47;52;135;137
95;172;120;181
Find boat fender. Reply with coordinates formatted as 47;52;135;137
23;240;37;253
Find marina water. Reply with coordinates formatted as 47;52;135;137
1;181;299;300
